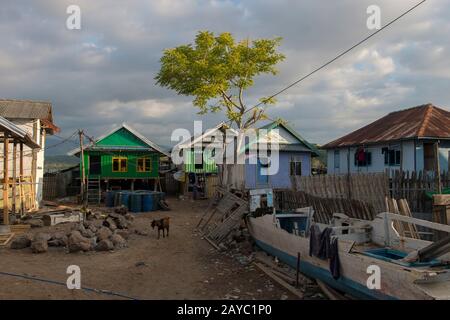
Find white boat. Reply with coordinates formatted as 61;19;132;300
247;208;450;300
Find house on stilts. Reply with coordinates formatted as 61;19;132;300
69;123;169;203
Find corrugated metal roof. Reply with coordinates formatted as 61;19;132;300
0;116;40;148
0;99;52;119
322;104;450;149
0;99;59;133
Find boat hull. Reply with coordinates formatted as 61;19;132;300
247;214;445;300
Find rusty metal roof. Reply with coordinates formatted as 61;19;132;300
0;99;59;133
322;104;450;149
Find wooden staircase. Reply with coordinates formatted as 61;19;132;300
87;178;101;204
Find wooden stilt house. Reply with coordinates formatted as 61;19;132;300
69;123;169;202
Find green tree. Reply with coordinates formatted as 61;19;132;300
155;31;285;128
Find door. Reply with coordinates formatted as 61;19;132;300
89;155;101;175
423;143;435;171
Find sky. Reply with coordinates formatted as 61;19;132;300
1;0;449;155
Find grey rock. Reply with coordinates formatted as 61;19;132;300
67;230;92;252
26;219;43;228
10;234;32;249
104;217;117;231
115;215;129;229
114;229;130;240
124;213;134;221
31;240;48;253
95;239;114;251
96;226;112;241
34;232;51;242
110;234;127;249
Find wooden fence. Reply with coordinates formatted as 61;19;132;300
291;173;388;214
290;170;450;214
275;190;376;224
388;170;450;213
43;173;69;200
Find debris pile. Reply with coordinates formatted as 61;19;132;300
10;206;136;254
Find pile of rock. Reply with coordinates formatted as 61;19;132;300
10;206;136;254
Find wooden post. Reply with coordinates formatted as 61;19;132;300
435;141;442;194
12;141;17;215
3;136;10;225
78;130;86;205
19;143;24;215
31;120;38;209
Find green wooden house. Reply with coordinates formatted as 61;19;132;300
174;122;234;174
69;123;169;192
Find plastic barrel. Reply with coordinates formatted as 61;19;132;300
141;192;153;212
105;191;116;207
114;191;130;208
130;193;142;213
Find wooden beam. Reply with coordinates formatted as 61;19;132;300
12;141;17;214
253;262;304;299
3;136;9;225
19;142;24;215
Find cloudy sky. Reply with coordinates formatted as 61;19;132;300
1;0;449;155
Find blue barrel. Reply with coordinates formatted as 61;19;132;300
130;193;142;213
115;191;130;208
141;192;153;212
105;191;116;207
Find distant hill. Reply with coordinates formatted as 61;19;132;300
44;155;79;173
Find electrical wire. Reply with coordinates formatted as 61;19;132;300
0;270;138;300
225;0;427;127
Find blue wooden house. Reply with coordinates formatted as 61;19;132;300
222;120;318;190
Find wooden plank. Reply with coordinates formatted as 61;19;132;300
9;224;30;235
253;262;304;299
3;137;9;225
0;232;15;246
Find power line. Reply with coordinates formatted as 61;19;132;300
228;0;427;126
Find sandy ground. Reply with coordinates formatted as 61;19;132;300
0;197;298;300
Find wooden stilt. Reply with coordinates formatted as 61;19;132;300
3;137;10;225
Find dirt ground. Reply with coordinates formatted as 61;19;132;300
0;197;300;300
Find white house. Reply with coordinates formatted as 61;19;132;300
0;99;59;206
323;104;450;174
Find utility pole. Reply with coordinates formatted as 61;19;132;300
78;130;86;205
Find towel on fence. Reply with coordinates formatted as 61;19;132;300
329;237;340;279
309;224;321;257
309;225;341;279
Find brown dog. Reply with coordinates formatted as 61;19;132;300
151;217;170;239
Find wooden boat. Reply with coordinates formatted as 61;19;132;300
247;208;450;300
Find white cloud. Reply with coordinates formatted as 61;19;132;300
1;0;449;152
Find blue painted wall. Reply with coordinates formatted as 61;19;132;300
245;151;311;189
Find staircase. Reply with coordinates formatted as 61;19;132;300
86;178;101;204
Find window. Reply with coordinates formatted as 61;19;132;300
383;148;401;166
137;157;152;172
334;150;340;169
290;161;302;176
112;157;127;172
354;150;372;167
194;150;203;170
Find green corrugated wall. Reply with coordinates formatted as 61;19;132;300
184;149;218;173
